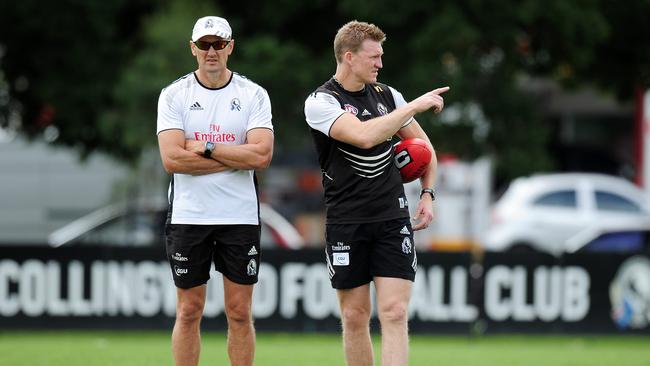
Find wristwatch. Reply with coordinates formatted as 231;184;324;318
203;141;215;158
420;188;436;201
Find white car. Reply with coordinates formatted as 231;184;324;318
48;199;305;249
484;173;650;256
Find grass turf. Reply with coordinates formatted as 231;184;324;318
0;331;649;365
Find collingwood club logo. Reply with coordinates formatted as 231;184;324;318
247;259;257;276
231;98;242;111
610;256;650;329
402;237;412;254
377;103;388;116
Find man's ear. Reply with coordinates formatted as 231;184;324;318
189;40;197;56
344;51;353;65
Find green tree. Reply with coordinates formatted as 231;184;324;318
2;0;648;183
98;0;219;161
0;0;158;158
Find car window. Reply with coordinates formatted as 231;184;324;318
595;191;641;213
532;190;577;208
75;210;165;247
71;209;284;248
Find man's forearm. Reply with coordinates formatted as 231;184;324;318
360;104;417;147
163;148;230;175
420;151;437;189
210;143;272;170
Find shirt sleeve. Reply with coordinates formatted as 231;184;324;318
389;86;415;128
304;91;346;136
156;87;184;135
247;87;273;131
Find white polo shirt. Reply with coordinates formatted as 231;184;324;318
157;72;273;225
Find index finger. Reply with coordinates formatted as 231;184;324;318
432;86;450;95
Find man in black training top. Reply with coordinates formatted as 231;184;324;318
304;20;448;366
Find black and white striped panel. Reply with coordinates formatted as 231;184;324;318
338;146;393;179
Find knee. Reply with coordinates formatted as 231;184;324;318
378;302;409;324
176;298;205;325
225;301;252;326
341;306;371;331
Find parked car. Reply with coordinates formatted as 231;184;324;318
48;199;306;249
484;173;650;256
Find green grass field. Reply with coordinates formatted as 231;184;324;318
1;331;649;366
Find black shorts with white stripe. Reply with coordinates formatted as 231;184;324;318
324;217;416;289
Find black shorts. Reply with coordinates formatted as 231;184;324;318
164;224;261;289
325;217;417;289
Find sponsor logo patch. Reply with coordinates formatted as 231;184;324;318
174;265;188;276
248;246;258;256
343;104;358;115
331;241;351;251
171;252;188;262
399;197;408;208
361;109;371;117
333;252;349;266
189;102;204;111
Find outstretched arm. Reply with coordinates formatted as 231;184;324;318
329;87;449;149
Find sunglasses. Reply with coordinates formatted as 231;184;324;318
193;39;231;51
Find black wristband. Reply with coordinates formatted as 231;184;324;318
420;188;436;201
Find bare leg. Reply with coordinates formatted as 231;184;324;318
375;277;412;366
337;284;374;366
172;285;207;366
223;277;255;366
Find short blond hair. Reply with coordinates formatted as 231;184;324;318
333;20;386;64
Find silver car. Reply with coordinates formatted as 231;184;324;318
48;199;305;249
484;173;650;256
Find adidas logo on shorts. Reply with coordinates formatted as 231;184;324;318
400;226;410;235
248;246;258;256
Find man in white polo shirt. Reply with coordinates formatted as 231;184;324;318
157;15;273;366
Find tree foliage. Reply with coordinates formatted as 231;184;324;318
1;0;648;181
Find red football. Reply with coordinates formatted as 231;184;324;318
394;138;432;183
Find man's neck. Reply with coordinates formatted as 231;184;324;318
196;69;231;88
333;69;365;92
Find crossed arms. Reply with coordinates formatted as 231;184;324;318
157;128;274;175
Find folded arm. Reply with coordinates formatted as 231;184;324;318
158;129;230;175
185;128;274;170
